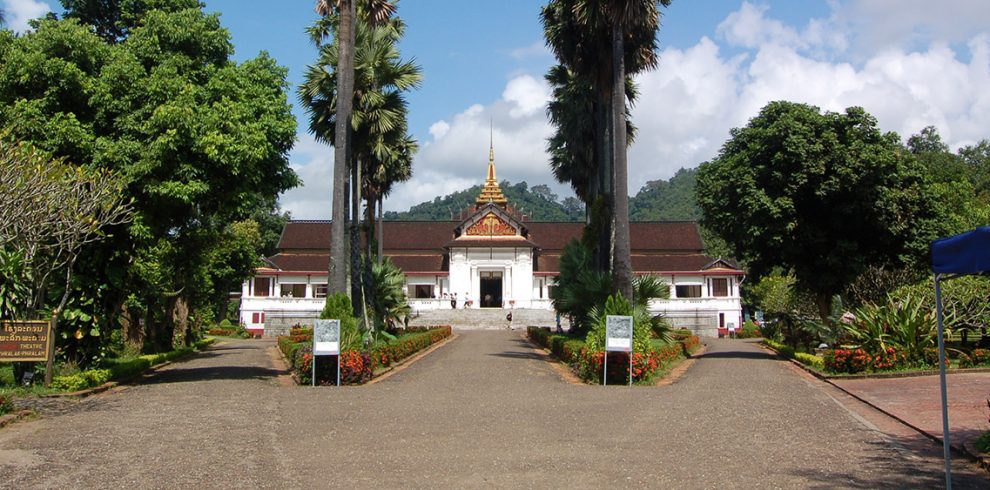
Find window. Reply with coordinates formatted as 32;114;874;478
547;285;558;300
280;284;307;298
711;278;729;297
253;277;271;297
251;312;265;324
313;284;328;298
675;285;702;298
411;285;434;299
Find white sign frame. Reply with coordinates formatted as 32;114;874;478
312;319;341;386
604;315;634;386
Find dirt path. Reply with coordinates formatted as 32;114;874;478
0;334;986;488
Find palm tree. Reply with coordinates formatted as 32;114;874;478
303;5;418;333
542;0;668;299
610;1;670;300
367;257;411;335
313;0;397;296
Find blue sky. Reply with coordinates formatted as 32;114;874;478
5;1;990;218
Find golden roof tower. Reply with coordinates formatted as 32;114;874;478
476;127;508;207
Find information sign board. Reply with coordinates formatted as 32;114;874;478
605;315;633;352
313;319;340;355
0;320;52;362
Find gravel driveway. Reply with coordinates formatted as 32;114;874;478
0;334;986;489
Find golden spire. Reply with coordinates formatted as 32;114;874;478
476;124;508;206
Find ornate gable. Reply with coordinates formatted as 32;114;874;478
458;203;526;239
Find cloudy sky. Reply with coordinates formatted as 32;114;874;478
6;1;990;219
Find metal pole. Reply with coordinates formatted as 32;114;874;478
603;352;608;386
312;352;316;387
935;274;952;489
337;354;341;387
628;350;632;386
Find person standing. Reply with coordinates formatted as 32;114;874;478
451;292;457;309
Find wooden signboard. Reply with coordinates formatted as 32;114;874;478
0;320;53;362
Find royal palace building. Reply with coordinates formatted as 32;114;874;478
240;146;743;337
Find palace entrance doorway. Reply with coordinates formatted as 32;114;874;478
479;271;503;308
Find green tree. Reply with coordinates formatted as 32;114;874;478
697;102;941;322
314;0;397;296
0;4;298;352
541;0;670;300
302;3;417;324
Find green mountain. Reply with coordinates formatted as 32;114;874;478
629;167;701;221
384;181;584;221
384;169;702;222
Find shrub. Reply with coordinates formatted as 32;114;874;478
320;294;362;350
369;327;452;370
0;392;12;416
795;352;824;370
737;320;762;339
960;349;990;368
822;348;872;374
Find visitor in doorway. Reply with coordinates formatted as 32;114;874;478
451;293;457;309
484;294;492;307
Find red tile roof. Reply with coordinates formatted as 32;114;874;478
445;236;538;248
271;220;730;275
264;253;445;273
525;222;704;252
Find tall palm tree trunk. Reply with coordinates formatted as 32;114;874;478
351;158;362;316
377;195;384;264
329;0;356;295
611;14;633;300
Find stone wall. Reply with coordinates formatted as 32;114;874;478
263;311;320;337
408;307;570;331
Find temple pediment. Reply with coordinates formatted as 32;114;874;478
457;202;527;239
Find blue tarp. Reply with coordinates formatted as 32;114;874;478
931;226;990;275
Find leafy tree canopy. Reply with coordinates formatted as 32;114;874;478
0;2;297;352
696;101;948;320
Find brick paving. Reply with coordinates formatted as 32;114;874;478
0;335;987;488
831;372;990;452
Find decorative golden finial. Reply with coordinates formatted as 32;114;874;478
476;124;507;206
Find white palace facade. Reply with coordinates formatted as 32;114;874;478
240;148;744;337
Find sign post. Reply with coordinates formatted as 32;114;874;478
0;320;52;362
312;319;341;387
605;315;634;386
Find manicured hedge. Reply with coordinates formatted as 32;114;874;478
280;326;453;385
764;339;827;371
529;326;701;384
51;339;215;392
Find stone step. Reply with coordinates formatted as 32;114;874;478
408;308;567;331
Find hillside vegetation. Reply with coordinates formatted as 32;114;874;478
385;169;702;222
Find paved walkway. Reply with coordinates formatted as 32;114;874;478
832;371;990;453
0;334;987;488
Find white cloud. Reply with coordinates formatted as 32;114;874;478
840;0;990;51
281;1;990;215
382;74;557;213
3;0;51;32
278;134;332;220
502;74;550;118
623;2;990;194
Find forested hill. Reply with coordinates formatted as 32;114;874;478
629;167;701;221
384;181;585;221
385;169;702;222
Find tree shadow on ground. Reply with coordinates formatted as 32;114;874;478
487;338;548;361
696;350;779;361
786;436;989;489
138;365;284;385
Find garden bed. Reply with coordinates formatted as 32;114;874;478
277;326;453;385
762;339;990;379
0;338;217;400
527;327;701;384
